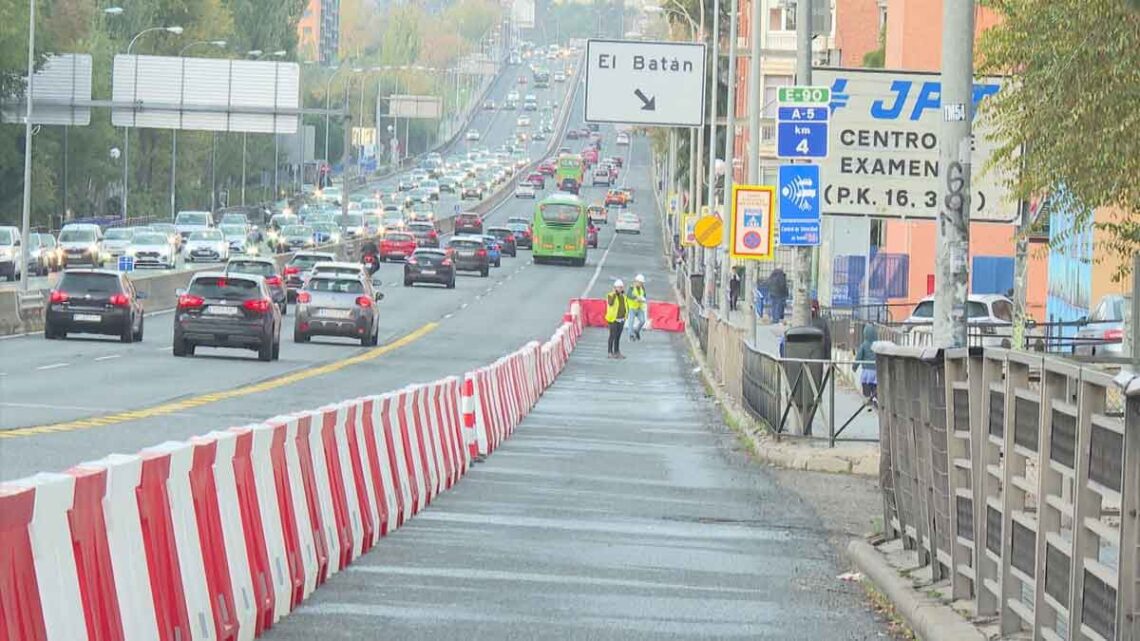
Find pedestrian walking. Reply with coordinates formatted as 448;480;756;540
767;267;788;323
853;324;879;408
728;267;742;311
605;279;629;359
627;274;648;341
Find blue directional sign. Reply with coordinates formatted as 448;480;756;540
777;106;828;121
778;164;822;246
776;122;829;158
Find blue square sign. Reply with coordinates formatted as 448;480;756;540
779;221;821;246
776;122;829;159
778;164;821;222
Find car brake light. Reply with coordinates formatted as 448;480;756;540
296;291;312;304
407;257;418;265
49;290;69;303
355;295;373;308
429;230;438;239
177;294;204;309
441;258;452;266
284;266;300;275
476;248;487;257
506;234;515;243
1104;328;1124;341
242;298;272;314
265;275;281;286
108;293;131;307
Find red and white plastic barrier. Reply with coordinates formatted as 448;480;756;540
0;303;584;641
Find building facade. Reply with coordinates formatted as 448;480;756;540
298;0;341;66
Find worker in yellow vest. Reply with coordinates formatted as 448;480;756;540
627;274;647;341
605;279;629;359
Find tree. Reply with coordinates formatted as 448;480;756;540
979;0;1140;277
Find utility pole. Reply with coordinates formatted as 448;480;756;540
1011;197;1033;351
791;0;813;328
932;0;975;349
18;0;36;293
702;0;721;309
718;0;739;319
1131;254;1139;367
746;0;763;343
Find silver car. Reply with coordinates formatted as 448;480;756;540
183;229;230;263
101;228;135;259
1073;294;1125;356
294;274;383;346
128;231;177;269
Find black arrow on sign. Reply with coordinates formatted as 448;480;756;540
634;89;656;111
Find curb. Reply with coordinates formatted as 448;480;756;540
847;539;986;641
674;289;880;477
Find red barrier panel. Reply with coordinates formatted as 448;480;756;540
379;395;409;526
357;398;392;537
394;392;423;515
136;452;192;641
430;384;456;489
341;404;376;555
576;298;608;327
319;408;354;572
415;387;442;500
648;301;685;332
67;468;125;641
266;424;306;610
187;441;239;641
230;430;276;634
291;415;330;588
0;484;48;641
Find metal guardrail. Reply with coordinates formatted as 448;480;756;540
876;342;1140;640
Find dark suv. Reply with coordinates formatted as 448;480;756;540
225;257;287;314
445;237;490;277
173;272;282;361
45;269;147;342
485;226;518;257
454;212;483;235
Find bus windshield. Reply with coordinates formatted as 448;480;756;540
539;203;582;226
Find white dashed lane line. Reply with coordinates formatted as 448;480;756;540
94;355;121;362
36;363;69;371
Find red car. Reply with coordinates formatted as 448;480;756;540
379;231;417;262
581;148;599;166
587;224;599;248
609;156;623;168
525;172;546;188
604;189;627;207
537;161;556;176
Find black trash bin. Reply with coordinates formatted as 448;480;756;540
782;326;828;435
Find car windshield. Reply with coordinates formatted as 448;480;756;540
990;300;1013;322
189;230;223;241
912;300;991;320
489;229;511;238
37;235;56;247
189;276;260;299
540;203;581;226
152;224;176;233
132;233;167;245
176;213;210;226
282;225;311;236
290;255;333;269
1091;297;1125;322
308;278;364;294
409;224;433;233
272;216;297;226
449;239;482;250
104;229;132;240
59;229;96;243
227;261;274;276
220;225;246;235
58;272;121;295
385;233;413;242
312;223;337;232
507;224;529;233
221;215;246;224
0;229;15;244
337;214;363;227
415;250;446;259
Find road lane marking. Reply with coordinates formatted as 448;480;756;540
36;363;68;371
94;355;121;362
581;232;619;298
1;322;438;439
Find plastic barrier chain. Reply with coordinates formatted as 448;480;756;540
0;306;582;641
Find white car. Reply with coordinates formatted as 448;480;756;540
320;186;343;203
614;212;642;234
101;228;135;259
0;226;22;281
466;129;481;142
219;224;251;253
516;115;531;127
183;229;230;263
514;182;537;199
174;210;212;239
903;294;1014;347
616;132;631;146
127;230;177;269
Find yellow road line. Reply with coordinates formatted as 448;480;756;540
1;322;438;439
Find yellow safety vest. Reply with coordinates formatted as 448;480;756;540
605;291;628;323
627;284;646;311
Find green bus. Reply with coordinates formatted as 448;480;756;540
532;193;587;266
555;154;584;194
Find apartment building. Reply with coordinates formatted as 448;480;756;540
298;0;341;66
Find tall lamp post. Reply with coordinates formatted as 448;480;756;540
123;25;183;220
171;39;226;218
242;50;286;205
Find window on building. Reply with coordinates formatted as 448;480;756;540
762;75;792;117
769;3;796;31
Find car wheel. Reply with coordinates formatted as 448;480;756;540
133;315;144;342
120;319;135;343
294;330;309;343
258;338;273;361
495;259;502;268
447;278;456;289
272;339;281;360
481;268;489;277
404;278;412;287
173;338;188;357
44;322;59;340
279;301;287;316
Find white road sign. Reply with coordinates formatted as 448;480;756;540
814;68;1016;222
584;39;706;127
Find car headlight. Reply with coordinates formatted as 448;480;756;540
88;243;99;253
127;248;137;257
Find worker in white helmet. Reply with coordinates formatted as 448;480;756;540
604;278;629;358
627;274;648;341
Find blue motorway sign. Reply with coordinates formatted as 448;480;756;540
778;221;821;246
776;106;829;121
776;122;829;159
778;164;821;221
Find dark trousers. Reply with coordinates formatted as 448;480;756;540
608;320;625;354
729;283;740;311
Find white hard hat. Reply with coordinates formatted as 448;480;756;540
614;279;624;288
634;274;645;283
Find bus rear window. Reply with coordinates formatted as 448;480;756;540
539;203;581;226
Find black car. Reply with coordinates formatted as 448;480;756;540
505;221;532;249
454;212;484;235
173;272;282;361
445;236;490;277
406;222;440;248
485;226;518;257
283;251;336;301
225;257;288;314
45;269;146;342
404;248;456;288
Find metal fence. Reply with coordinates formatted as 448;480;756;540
876;342;1140;640
690;298;708;354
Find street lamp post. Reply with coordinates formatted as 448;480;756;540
242;50;286;205
325;65;349;169
123;25;183;220
171;39;226;218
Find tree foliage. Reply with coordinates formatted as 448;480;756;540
979;0;1140;276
